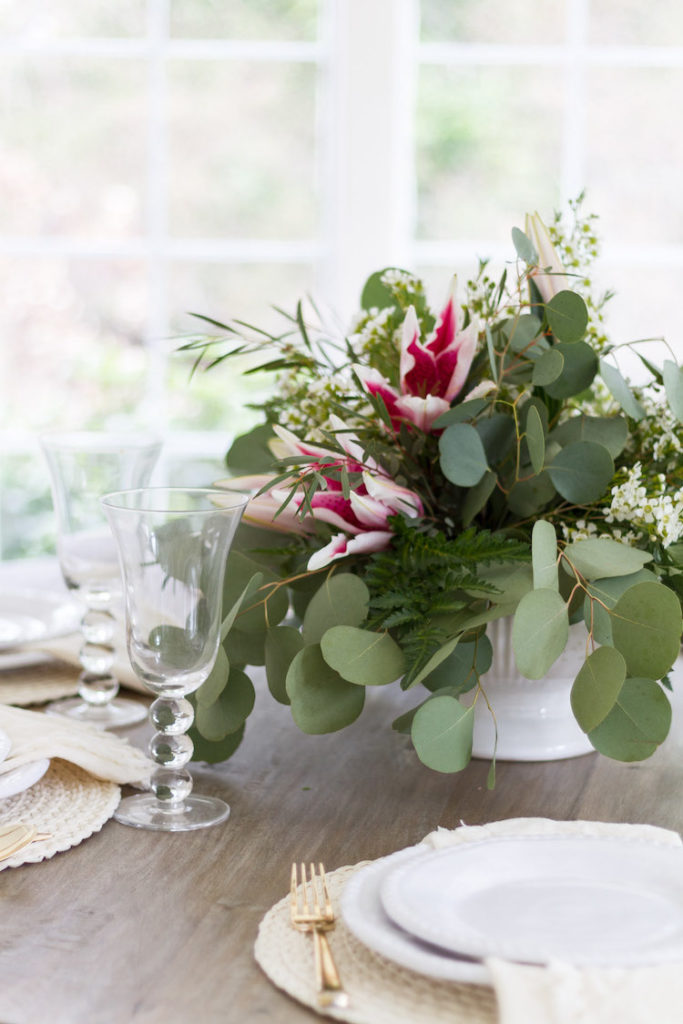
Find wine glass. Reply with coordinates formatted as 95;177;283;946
101;487;248;831
41;432;161;728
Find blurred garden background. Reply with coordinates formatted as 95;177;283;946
1;0;683;556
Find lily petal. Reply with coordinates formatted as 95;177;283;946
307;530;393;571
525;211;570;302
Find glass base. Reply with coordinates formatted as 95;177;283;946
45;696;148;729
114;793;231;831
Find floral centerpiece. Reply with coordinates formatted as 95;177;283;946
181;198;683;778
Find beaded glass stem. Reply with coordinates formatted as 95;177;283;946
102;487;248;831
41;433;161;729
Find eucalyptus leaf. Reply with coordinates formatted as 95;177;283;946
532;348;564;386
196;645;230;707
320;626;405;686
503;312;542;352
226;422;276;473
511;226;538;265
599;359;646;421
547;441;614;504
439;423;489;487
563;539;652;581
223;550;288;633
265;625;304;704
507;471;556;517
545;289;588;343
302;573;369;644
223;627;266;666
221;572;263;641
525;405;546;475
424;635;493;694
610;582;682;678
477;564;534;606
360;267;405;310
570;646;627;733
475;415;517;463
583;569;659;644
195;667;255;741
532;519;559;591
544;342;598;399
286;644;365;733
588;677;671;761
663;359;683;422
188;721;246;764
147;624;203;672
461;469;497;526
432;399;487;429
409;635;461;689
512;589;569;679
411;696;474;773
550;415;628;459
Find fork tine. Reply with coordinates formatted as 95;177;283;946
290;862;299;920
318;862;334;918
300;861;310;915
309;862;322;916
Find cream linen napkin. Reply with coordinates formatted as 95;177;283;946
422;818;683;1024
0;703;152;786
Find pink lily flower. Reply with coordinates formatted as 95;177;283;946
217;423;424;571
524;211;569;303
214;473;314;535
355;277;479;433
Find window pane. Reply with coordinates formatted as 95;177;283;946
0;452;54;560
586;68;683;246
0;58;146;237
0;0;147;37
595;264;683;376
168;60;318;239
166;260;316;430
417;66;562;241
589;0;683;46
170;0;319;40
0;257;149;433
420;0;566;44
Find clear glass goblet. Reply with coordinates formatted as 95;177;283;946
41;432;161;728
101;487;248;831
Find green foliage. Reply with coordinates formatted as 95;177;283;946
183;200;683;777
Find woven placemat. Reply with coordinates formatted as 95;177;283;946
0;758;120;870
254;861;497;1024
0;660;80;706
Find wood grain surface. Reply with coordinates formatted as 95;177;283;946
1;670;682;1024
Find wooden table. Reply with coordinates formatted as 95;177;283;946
1;667;682;1024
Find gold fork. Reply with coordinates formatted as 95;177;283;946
290;861;349;1009
0;824;51;862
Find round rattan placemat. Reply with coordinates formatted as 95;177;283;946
0;660;79;706
254;861;497;1024
0;759;120;870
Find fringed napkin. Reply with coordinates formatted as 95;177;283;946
0;702;152;786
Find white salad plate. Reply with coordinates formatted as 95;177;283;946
380;835;683;968
0;758;51;800
0;728;10;764
0;589;79;652
341;845;490;984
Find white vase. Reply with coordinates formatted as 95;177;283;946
470;617;595;762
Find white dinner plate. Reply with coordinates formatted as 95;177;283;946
0;589;79;651
380;836;683;968
0;758;50;800
341;845;490;984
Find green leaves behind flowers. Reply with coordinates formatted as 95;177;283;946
286;645;365;733
411;695;474;773
439;423;489;487
544;290;588;344
563;538;652;581
532;520;559;591
320;626;405;686
512;589;569;678
663;359;683;422
265;626;303;704
570;647;671;761
610;581;682;678
547;441;614;504
302;573;369;643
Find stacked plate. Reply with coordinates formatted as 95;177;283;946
341;835;683;983
0;588;79;670
0;726;49;800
